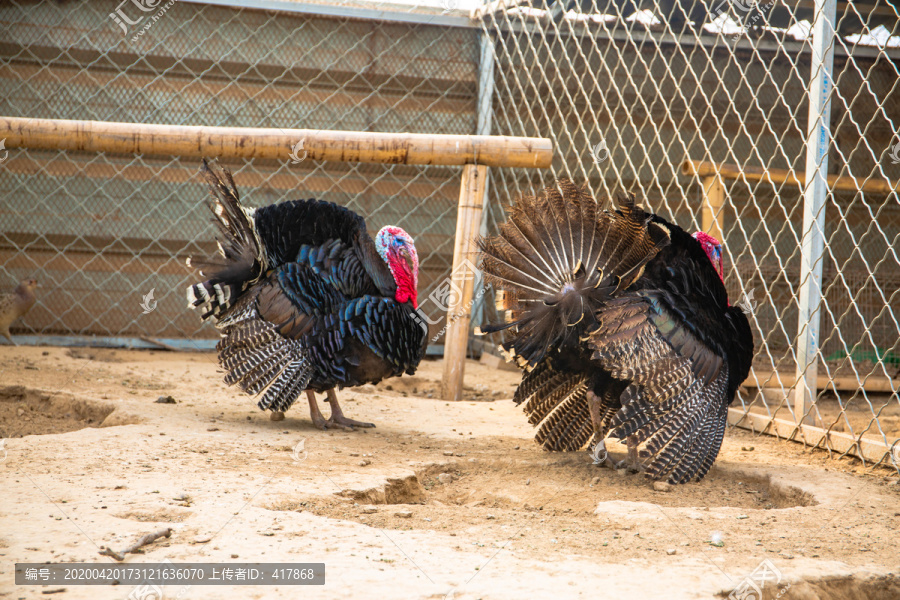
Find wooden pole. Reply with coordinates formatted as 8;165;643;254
0;116;552;169
441;164;488;402
701;175;725;243
683;159;900;196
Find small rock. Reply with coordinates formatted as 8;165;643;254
192;535;211;544
443;450;454;456
359;459;371;466
741;446;755;451
349;452;360;457
231;554;239;559
486;514;496;520
779;553;794;559
269;411;285;422
17;407;25;417
591;477;601;486
514;445;520;450
207;427;219;432
438;473;453;484
42;351;49;356
653;481;672;492
395;510;412;519
525;479;531;486
666;548;677;555
737;515;749;520
361;506;378;514
156;395;176;404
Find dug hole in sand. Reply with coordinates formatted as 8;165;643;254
1;346;899;599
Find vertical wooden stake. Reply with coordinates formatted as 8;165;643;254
701;174;725;243
441;164;488;401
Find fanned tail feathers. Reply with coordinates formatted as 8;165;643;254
479;180;671;366
186;160;264;321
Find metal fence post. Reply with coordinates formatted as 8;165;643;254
795;0;837;428
470;28;496;355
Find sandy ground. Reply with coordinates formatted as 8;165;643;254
1;346;899;600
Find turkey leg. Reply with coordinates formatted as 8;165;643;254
615;434;645;474
325;388;376;429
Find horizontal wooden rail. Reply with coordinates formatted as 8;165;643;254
682;159;900;195
746;370;899;394
0;117;553;169
727;408;893;468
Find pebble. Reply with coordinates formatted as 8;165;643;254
395;510;412;519
486;514;496;520
359;459;371;466
438;473;453;484
443;450;454;456
591;477;601;486
192;535;211;544
360;506;378;514
666;548;677;555
741;446;755;451
653;481;672;492
155;395;176;404
17;407;25;417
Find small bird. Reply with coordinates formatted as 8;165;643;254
0;278;38;345
478;180;753;484
187;161;427;430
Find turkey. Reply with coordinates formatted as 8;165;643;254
187;160;427;429
478;180;753;483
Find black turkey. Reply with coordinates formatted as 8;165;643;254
187;161;427;429
478;180;753;483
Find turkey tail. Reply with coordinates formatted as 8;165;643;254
479;180;671;366
186;160;264;321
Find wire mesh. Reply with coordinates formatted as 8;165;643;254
0;0;479;343
477;0;900;470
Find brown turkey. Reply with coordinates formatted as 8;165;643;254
478;180;753;484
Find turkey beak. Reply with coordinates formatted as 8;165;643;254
398;246;415;274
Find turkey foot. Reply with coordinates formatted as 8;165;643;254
614;435;645;474
305;390;374;430
325;388;376;429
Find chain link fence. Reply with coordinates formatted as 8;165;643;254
478;0;900;469
0;0;479;345
1;0;898;468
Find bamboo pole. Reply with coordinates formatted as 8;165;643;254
441;164;488;402
682;159;900;196
0;116;552;169
701;175;725;243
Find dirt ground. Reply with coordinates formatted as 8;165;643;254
1;346;899;600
